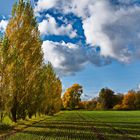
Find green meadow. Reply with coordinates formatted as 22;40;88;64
2;111;140;140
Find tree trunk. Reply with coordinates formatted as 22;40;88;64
28;112;33;119
0;112;4;123
11;106;17;122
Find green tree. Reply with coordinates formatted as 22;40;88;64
135;91;140;109
113;93;124;110
99;88;115;109
114;93;124;105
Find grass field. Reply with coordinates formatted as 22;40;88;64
3;111;140;140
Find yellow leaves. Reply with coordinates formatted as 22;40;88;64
0;0;44;120
42;63;62;114
121;91;136;110
62;83;82;109
113;104;123;110
114;91;137;110
0;0;62;120
123;91;135;105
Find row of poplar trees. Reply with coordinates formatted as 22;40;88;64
0;0;62;122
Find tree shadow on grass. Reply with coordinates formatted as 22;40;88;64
22;130;97;140
21;129;136;140
31;121;140;136
23;123;135;139
32;124;93;131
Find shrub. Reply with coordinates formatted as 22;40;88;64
113;104;123;110
0;123;13;131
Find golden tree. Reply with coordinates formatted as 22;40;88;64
62;84;83;109
42;63;62;115
122;90;136;110
5;0;43;122
0;37;11;122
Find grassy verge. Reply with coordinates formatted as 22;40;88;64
0;115;46;140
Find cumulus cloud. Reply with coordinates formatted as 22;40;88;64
39;14;77;38
0;19;8;33
42;41;87;75
35;0;59;13
82;1;140;63
35;0;140;75
42;40;110;76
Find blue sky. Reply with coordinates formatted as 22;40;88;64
1;0;140;98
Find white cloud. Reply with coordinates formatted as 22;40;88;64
39;14;77;38
42;40;110;76
82;1;140;63
0;20;8;33
81;94;93;101
36;0;140;63
35;0;59;13
42;40;87;75
35;0;140;75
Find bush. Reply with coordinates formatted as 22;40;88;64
113;104;123;110
96;102;103;110
0;123;13;131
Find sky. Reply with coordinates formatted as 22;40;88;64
1;0;140;99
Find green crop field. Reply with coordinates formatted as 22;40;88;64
4;111;140;140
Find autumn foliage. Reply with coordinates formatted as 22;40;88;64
62;84;82;109
62;84;140;111
80;89;140;111
0;0;62;122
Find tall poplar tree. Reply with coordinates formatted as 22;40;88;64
5;0;43;122
42;63;62;115
0;37;10;122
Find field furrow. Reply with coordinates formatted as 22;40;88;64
6;111;140;140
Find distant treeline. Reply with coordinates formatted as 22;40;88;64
79;88;140;110
62;85;140;111
0;0;62;123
